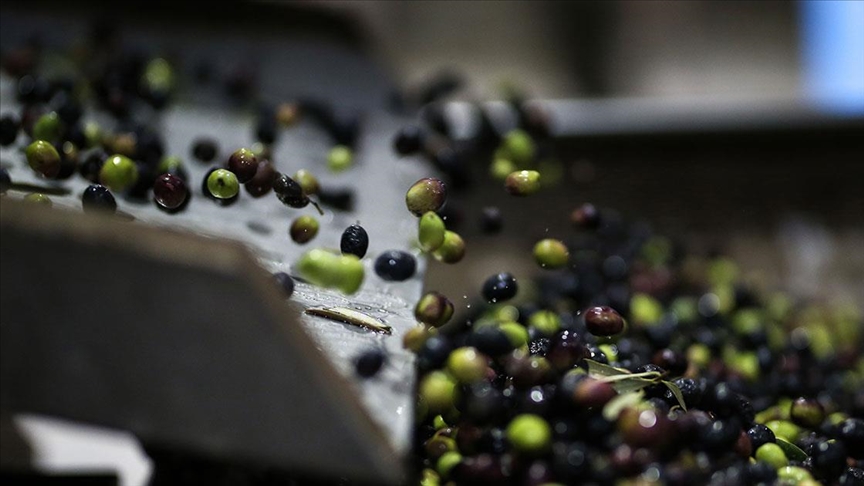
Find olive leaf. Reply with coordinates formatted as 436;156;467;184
662;380;688;411
585;359;662;393
305;307;392;334
585;359;632;378
602;390;645;421
775;437;808;462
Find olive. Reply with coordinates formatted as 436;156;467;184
244;160;278;197
446;347;488;384
393;125;424;156
479;206;503;234
504;170;540;196
226;148;258;183
533;238;569;269
0;114;20;146
289;215;319;244
584;306;626;336
327;145;353;173
25;140;61;178
418;211;446;252
406;177;447;216
340;224;369;258
32;111;62;143
432;231;465;264
153;173;188;210
374;250;416;281
293;169;320;196
414;292;454;327
811;440;848;481
790;397;825;430
191;138;218;162
355;348;386;378
500;129;536;165
506;414;551;455
420;371;458;414
273;173;314;209
747;424;776;453
296;249;364;294
23;193;51;206
571;203;600;229
81;184;117;214
481;272;518;303
205;168;239;199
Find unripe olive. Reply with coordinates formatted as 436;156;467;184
419;211;446;252
504;170;540;196
406;177;447;216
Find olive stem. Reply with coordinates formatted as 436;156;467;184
309;199;324;216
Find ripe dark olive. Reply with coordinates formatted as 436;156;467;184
340;224;369;258
82;184;116;214
481;272;518;303
374;250;416;281
583;306;625;336
355;348;386;378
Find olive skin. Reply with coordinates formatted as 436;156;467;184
374;250;417;282
482;272;518;303
340;224;369;258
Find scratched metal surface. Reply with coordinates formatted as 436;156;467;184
0;73;428;477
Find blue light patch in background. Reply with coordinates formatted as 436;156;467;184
801;0;864;116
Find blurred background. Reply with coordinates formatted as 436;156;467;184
2;0;863;484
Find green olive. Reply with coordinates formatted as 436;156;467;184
293;169;320;195
528;310;561;337
501;129;536;165
436;451;461;479
100;154;140;192
289;215;320;244
32;112;63;143
419;468;439;486
789;397;825;429
777;466;812;483
432;414;449;430
206;168;239;199
419;370;458;414
490;157;517;180
755;442;788;469
403;325;437;352
432;231;465;264
296;248;364;294
765;420;802;443
533;238;569;269
25;140;61;178
506;414;551;455
83;122;103;149
446;347;488;384
630;293;664;326
687;343;712;368
726;350;760;381
23;193;52;206
327;145;353;173
418;211;446;252
504;170;540;196
499;321;529;348
143;57;174;91
406;178;447;216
